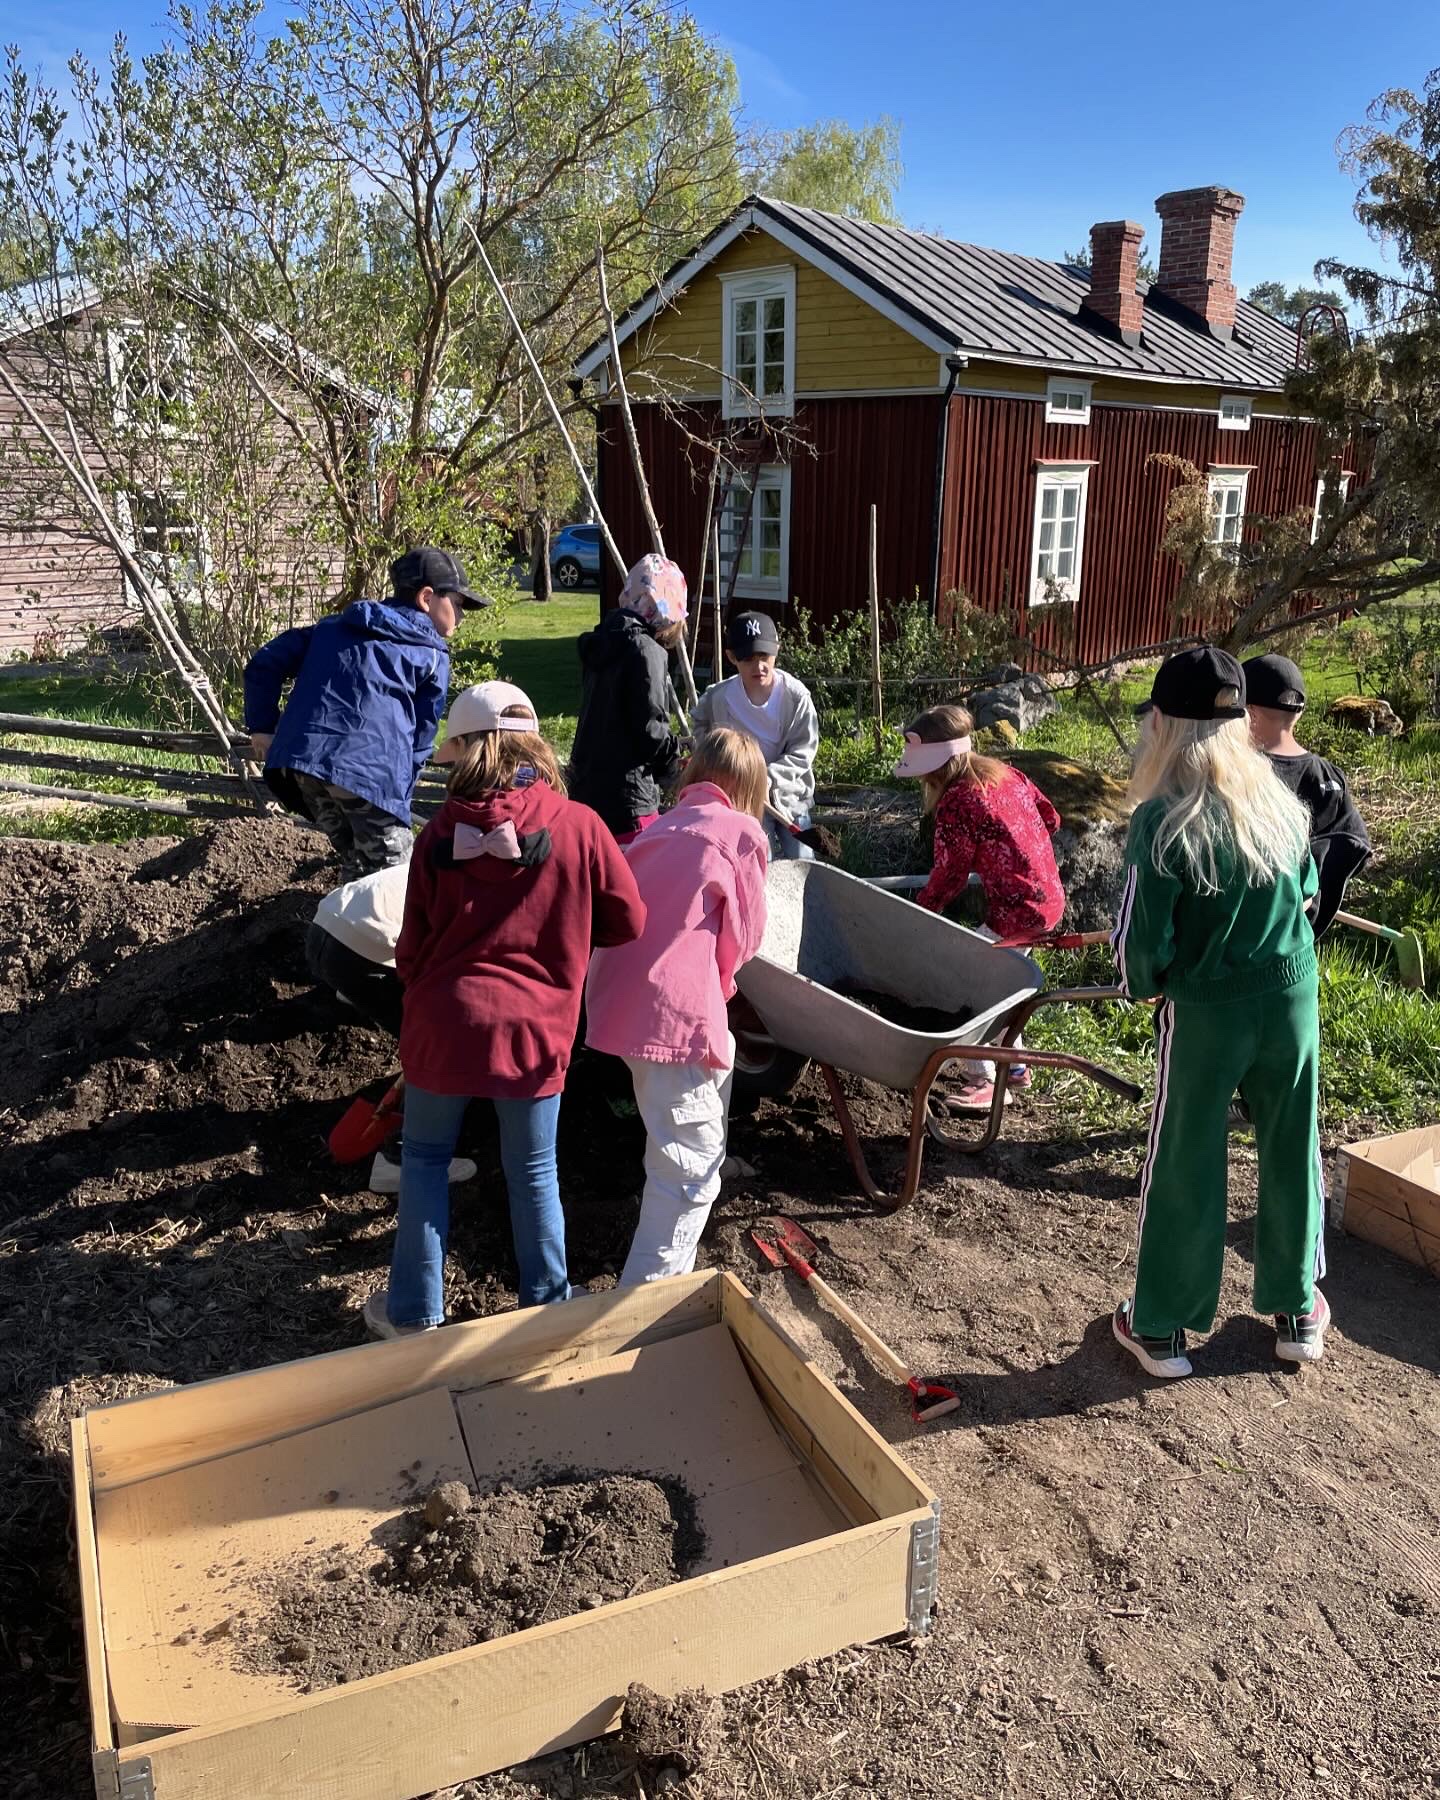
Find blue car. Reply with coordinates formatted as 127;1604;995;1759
550;523;602;590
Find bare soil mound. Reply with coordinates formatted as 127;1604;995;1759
238;1475;703;1693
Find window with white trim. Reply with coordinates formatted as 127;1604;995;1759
105;325;192;433
122;489;209;607
721;267;795;418
1218;394;1253;432
1029;466;1090;606
1207;469;1250;549
1045;377;1092;425
1311;471;1352;542
721;464;790;599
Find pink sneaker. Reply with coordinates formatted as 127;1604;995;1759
945;1080;1010;1115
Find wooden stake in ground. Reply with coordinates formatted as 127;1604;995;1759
868;504;884;743
596;235;698;713
711;519;723;687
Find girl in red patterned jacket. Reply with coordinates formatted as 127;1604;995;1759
896;702;1065;1112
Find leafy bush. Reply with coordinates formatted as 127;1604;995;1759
785;590;1016;728
1344;605;1440;723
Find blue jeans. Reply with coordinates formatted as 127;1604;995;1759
765;816;815;861
388;1086;568;1325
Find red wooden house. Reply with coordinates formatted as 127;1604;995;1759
574;186;1334;662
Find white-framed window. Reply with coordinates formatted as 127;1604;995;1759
120;489;209;607
721;463;790;600
1218;394;1253;432
721;267;795;419
1311;470;1353;542
105;325;192;433
1045;377;1092;426
1029;465;1091;606
1207;469;1250;549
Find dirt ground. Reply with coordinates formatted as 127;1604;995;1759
3;823;1438;1799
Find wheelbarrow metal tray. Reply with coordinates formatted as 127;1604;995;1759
72;1272;937;1800
738;862;1042;1092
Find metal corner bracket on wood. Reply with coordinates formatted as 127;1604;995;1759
92;1751;153;1800
907;1497;942;1636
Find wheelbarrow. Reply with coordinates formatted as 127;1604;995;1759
735;862;1142;1210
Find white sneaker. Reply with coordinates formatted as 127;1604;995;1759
368;1151;478;1193
363;1288;438;1340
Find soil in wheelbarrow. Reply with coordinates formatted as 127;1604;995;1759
235;1472;704;1692
5;821;1440;1800
831;980;974;1036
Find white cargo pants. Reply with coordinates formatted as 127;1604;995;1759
619;1036;735;1285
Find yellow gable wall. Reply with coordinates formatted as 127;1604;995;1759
620;226;941;396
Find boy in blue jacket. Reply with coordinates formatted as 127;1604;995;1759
245;548;486;874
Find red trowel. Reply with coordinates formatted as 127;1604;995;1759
328;1075;404;1164
751;1216;960;1423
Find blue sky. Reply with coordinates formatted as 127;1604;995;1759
4;0;1433;292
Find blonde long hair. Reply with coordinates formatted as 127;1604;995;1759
446;705;564;799
1128;711;1311;893
905;702;1009;815
680;727;768;820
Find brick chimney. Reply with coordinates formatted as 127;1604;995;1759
1084;219;1145;345
1153;186;1245;338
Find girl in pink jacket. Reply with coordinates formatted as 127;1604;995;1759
586;729;770;1283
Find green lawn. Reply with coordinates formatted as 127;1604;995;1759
451;590;596;756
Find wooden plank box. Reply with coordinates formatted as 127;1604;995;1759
73;1272;938;1800
1334;1125;1440;1276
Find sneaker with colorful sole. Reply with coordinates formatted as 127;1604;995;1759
1112;1299;1192;1378
1275;1291;1330;1364
1006;1065;1033;1092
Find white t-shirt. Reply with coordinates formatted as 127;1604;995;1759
312;860;411;967
723;678;787;761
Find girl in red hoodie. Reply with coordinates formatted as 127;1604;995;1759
364;682;645;1337
585;729;770;1284
896;701;1064;1112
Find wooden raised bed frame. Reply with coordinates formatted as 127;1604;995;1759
74;1272;938;1800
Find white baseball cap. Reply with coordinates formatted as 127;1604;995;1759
434;681;538;763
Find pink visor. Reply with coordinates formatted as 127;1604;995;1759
893;732;972;777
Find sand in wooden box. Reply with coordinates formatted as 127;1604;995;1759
92;1318;844;1747
453;1323;846;1571
77;1276;937;1800
95;1387;474;1742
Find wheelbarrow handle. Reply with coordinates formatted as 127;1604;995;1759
993;928;1113;950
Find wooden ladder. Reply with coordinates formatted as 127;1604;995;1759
701;436;767;682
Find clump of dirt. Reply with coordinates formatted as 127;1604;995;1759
833;982;973;1036
240;1475;704;1692
622;1682;724;1780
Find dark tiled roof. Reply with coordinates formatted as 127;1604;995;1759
752;195;1296;390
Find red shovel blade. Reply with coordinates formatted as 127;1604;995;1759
328;1077;404;1164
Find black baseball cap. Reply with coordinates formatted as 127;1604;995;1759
1242;652;1306;712
1148;647;1248;721
726;610;780;659
390;547;488;609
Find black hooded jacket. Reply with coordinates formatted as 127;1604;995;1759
568;609;684;834
1265;750;1371;936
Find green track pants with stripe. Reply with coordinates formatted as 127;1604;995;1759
1132;974;1324;1339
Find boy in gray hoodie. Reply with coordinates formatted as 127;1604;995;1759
692;612;819;860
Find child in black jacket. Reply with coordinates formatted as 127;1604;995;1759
569;555;688;842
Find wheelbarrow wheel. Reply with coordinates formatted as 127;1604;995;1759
728;994;809;1107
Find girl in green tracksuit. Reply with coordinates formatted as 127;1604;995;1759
1112;647;1330;1380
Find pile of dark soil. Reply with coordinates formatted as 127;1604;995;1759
239;1475;703;1693
833;982;973;1036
